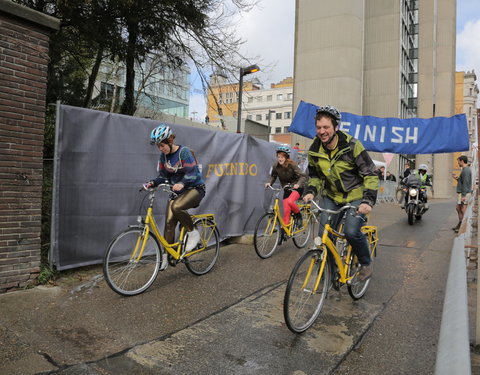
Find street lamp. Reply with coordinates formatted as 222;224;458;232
237;64;260;133
267;110;276;141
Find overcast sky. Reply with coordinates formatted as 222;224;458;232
189;0;480;121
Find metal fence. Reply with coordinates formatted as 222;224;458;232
434;154;477;375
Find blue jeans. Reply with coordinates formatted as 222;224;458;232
319;196;371;266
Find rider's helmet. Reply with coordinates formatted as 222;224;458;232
418;163;428;173
150;124;173;145
315;105;342;127
276;145;290;157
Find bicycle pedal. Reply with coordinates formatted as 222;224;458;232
167;254;177;267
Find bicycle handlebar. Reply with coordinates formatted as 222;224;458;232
139;183;175;195
309;199;354;215
266;183;295;191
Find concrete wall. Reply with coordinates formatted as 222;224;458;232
294;0;364;114
0;1;59;292
416;0;457;198
363;0;401;117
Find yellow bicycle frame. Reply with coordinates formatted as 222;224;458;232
266;197;311;237
133;206;215;262
310;223;378;292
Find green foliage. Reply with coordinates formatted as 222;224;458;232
14;0;257;115
38;264;57;285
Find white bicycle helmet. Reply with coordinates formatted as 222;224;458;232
418;163;428;172
316;105;342;123
150;124;173;145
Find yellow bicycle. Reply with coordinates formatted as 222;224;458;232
253;185;315;259
283;200;378;333
103;184;220;296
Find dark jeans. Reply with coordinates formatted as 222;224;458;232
319;196;371;266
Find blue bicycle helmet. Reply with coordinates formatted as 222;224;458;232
276;145;290;157
150;124;173;145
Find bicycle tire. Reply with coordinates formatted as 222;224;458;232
185;218;220;276
347;231;375;299
284;249;330;333
292;207;313;248
254;213;280;259
407;204;415;225
103;228;162;296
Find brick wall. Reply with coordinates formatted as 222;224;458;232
0;4;59;292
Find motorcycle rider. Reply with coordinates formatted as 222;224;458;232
401;163;432;209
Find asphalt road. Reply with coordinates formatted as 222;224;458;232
0;199;459;375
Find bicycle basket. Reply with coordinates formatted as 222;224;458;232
263;188;275;212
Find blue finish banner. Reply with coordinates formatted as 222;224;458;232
289;100;470;154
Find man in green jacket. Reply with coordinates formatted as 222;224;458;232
303;105;379;280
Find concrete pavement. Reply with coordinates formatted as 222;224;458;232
0;199;473;374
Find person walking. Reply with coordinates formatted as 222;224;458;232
265;145;307;239
452;155;472;233
145;124;205;252
302;105;379;280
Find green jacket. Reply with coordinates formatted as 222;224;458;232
305;131;379;206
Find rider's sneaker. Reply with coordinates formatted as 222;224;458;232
185;229;200;252
359;263;373;281
160;253;168;271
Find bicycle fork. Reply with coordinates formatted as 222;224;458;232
303;249;328;294
130;225;150;263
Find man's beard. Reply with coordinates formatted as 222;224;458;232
322;133;337;147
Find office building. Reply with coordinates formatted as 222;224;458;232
294;0;457;197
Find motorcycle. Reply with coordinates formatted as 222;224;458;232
401;175;429;225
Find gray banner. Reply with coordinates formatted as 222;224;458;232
51;105;295;270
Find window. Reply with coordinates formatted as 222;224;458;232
285;111;291;119
284;126;290;133
287;93;293;100
248;97;253;103
255;96;263;102
247;114;252;120
276;112;282;120
275;127;281;133
277;94;283;100
267;95;273;101
256;114;262;121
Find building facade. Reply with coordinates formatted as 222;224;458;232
294;0;457;198
207;75;294;143
453;70;479;178
91;54;190;119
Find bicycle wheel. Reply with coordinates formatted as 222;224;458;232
347;246;372;300
254;213;280;259
185;218;220;276
292;208;313;248
284;249;330;333
103;228;162;296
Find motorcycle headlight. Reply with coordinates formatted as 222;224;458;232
409;188;418;197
